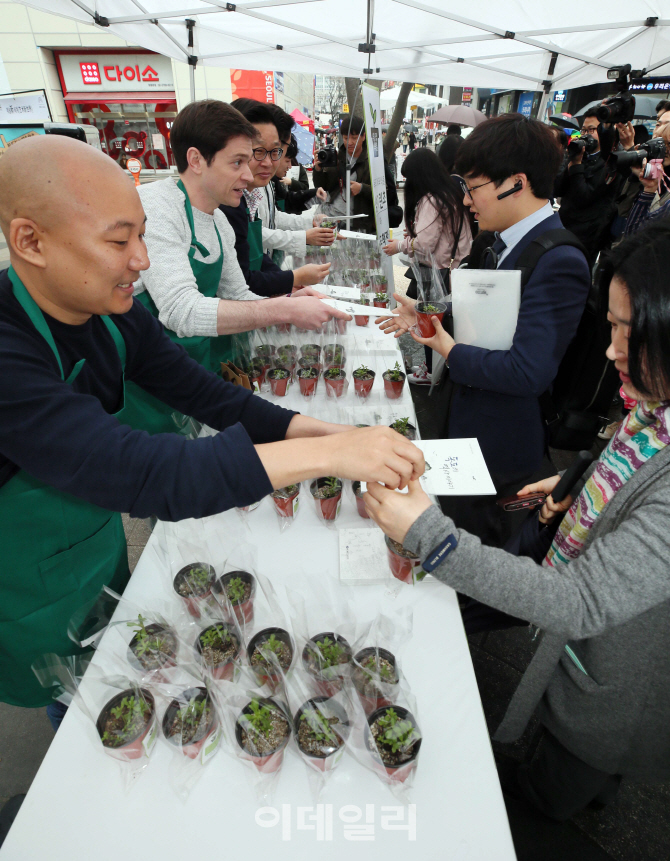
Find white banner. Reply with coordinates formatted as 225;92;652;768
0;91;51;125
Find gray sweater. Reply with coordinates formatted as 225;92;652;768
404;444;670;779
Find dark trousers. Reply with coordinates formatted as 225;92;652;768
518;729;622;821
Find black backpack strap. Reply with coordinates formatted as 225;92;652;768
516;228;588;291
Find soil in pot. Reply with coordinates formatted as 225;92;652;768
267;367;291;396
213;569;256;625
173;563;216;618
310;477;343;521
415;301;447;338
236;697;291;773
302;632;352;697
385;535;426;584
97;688;156;760
298;357;322;375
353;366;375;399
127;615;178;676
352;481;370;519
366;705;421;782
248;627;294;687
297;367;319;397
382;363;406;400
389;417;417;440
351;647;399;715
271;484;300;519
324;368;346;399
196;622;241;680
163;687;218;760
295;696;348;771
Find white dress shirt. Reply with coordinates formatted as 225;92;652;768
497;201;554;266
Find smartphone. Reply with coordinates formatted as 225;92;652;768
496;492;546;512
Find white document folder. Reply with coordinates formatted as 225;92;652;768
451;268;522;350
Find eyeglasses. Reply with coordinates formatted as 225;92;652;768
457;177;494;198
252;146;283;162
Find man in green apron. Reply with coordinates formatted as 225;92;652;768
0;133;424;713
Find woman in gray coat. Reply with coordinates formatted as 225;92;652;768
364;221;670;820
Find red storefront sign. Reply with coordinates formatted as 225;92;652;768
230;69;275;104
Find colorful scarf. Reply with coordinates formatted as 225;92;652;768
545;399;670;567
243;188;264;220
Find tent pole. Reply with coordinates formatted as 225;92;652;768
189;61;196;103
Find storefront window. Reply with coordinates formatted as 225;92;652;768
71;101;177;172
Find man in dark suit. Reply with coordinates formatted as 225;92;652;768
384;114;591;549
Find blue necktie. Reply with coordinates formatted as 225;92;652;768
483;232;507;269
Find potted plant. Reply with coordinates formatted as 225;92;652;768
310;477;343;520
385;534;426;584
389;416;417;440
351;647;399;715
298;356;322;376
301;632;352;697
301;343;321;362
235;696;291;773
247;627;294;688
278;343;297;358
352;481;370;519
195;622;242;681
415;300;448;338
324;367;347;398
244;357;266;390
294;696;349;772
320;217;338;233
323;343;346;367
382;362;406;400
97;687;157;760
213;569;256;625
162;687;219;760
126;614;178;677
373;291;389;309
275;348;296;376
173;563;216;618
353;365;375;398
297;366;319;397
365;705;421;783
276;322;292;334
271;484;300;519
255;344;275;362
267;367;291;396
354;297;370;327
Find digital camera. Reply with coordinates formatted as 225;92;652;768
316;145;338;168
567;133;599;158
614;136;666;169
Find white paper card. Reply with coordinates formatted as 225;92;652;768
451;268;521;350
339;528;391;583
322;284;361;300
324;297;393;320
339;229;376;241
361;438;495;496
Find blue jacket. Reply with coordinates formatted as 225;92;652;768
447;213;591;479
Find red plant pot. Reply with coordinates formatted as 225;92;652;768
373;299;389;309
415;302;447;338
382;371;406;400
355;314;370;326
268;371;290;396
162;688;218;760
276;322;291;334
173;563;215;619
272;486;300;519
352;648;399;716
213;570;256;626
385;535;424;584
324;372;347;398
97;688;157;761
353;372;375;399
352;481;370;519
365;705;421;783
310;478;343;521
298;372;318;397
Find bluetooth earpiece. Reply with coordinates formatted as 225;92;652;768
497;180;523;200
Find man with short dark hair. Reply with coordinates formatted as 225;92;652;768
656;98;670;118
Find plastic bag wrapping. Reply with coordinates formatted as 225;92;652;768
296;332;322;401
250;328;279;393
190;600;245;686
210;542;260;637
409;254;451;339
65;583;123;651
211;671;293;803
154;518;219;620
235;494;264;528
270;482;302;532
308;476;344;527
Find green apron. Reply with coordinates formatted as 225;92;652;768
0;269;131;707
247;205;265;272
272;197;286;267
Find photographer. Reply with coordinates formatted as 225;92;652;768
624;109;670;235
312;115;401;234
554;109;633;266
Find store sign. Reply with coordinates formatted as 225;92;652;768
231;69;275;104
59;53;174;92
554;90;566;102
462;86;473;105
517;92;535;118
631;76;670;93
0;91;51;125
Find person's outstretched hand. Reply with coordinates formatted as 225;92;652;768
376;292;417;337
517;475;573;525
364;479;433;544
325;426;425;490
411;312;455;361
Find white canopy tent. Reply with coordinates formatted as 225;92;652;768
379;86;443;109
17;0;670;114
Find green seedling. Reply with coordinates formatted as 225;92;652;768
226;576;247;604
318;477;341;499
300;708;338;744
325;367;344;379
391;417;411;436
362;655;395;682
127;614;167;659
244;699;275;738
185;565;212;591
375;292;388;302
264;633;284;654
354;365;373;379
200;624;231;651
313;637;346;669
420;303;442;314
102;695;150;746
386;361;404;382
377;707;419;753
177;696;209;730
300;367;318;379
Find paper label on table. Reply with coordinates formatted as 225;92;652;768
451;268;521;351
339;528;390;583
361;438;495;496
323;298;387;317
201;725;222;765
322;284;360;300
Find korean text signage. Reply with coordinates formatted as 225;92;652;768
58;53;174;92
517;92;535;118
631;77;670;93
0;91;51;125
231;69;275;103
462;86;473;105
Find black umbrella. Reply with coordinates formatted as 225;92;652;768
549;114;579;130
403;122;418;132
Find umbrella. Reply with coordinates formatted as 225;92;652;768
429;105;487;128
549;114;579;130
404;123;418;132
574;96;656;121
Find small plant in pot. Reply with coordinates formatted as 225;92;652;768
97;688;157;760
244;357;266;390
162;687;219;760
294;697;349;772
302;633;352;697
247;627;294;689
310;477;343;521
373;291;389;309
352;480;370;519
389;416;417;440
382;362;406;400
126;614;178;678
275;349;296;376
173;563;216;618
301;343;321;362
298;356;322;376
353;365;375;398
415;300;448;338
271;484;300;519
267;367;291;396
385;535;426;584
255;344;276;362
324;366;347;398
213;569;256;625
235;697;291;773
323;343;346;367
366;705;421;783
297;366;319;397
351;647;399;715
354;296;370;327
195;622;241;681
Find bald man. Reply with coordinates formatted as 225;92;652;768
0;135;424;716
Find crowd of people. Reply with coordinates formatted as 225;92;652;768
0;93;669;835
